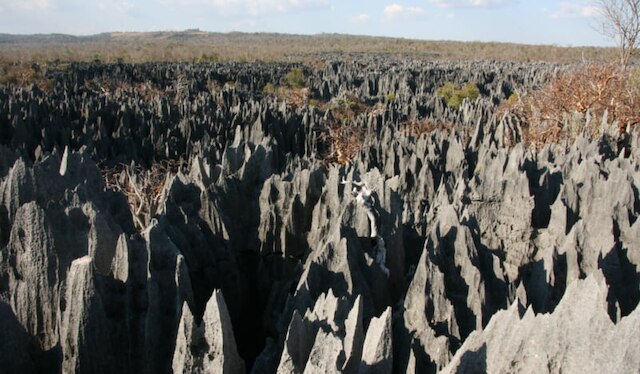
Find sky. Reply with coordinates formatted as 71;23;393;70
0;0;612;47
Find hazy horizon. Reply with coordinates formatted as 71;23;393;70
0;0;612;48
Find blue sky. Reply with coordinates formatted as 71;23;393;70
0;0;611;47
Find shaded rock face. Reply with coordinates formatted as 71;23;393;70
0;59;639;373
441;272;640;374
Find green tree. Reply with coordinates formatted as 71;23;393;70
285;68;306;89
436;82;479;109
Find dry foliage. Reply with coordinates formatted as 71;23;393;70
285;87;310;107
264;85;309;107
0;63;53;90
328;94;370;123
401;118;455;137
85;78;164;100
321;122;366;165
501;64;640;146
317;94;375;164
101;160;184;231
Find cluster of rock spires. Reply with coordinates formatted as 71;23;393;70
0;58;638;373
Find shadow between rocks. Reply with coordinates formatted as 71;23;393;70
455;343;487;374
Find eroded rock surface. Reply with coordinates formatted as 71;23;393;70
0;59;638;373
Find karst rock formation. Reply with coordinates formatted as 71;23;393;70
0;59;638;373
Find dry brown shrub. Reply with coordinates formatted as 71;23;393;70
502;64;640;146
0;63;53;90
84;77;164;100
283;87;309;107
400;118;455;137
263;84;309;108
309;93;372;118
131;82;164;100
368;102;387;117
102;160;184;231
318;121;365;165
330;94;370;123
317;94;374;164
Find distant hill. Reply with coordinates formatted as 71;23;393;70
0;31;334;44
0;31;618;64
0;33;85;44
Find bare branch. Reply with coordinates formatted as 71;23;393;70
596;0;640;66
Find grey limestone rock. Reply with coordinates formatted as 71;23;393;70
0;59;639;374
7;202;60;352
61;256;111;374
173;290;245;374
277;310;317;374
442;272;640;374
303;330;344;374
342;296;364;373
358;307;393;374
